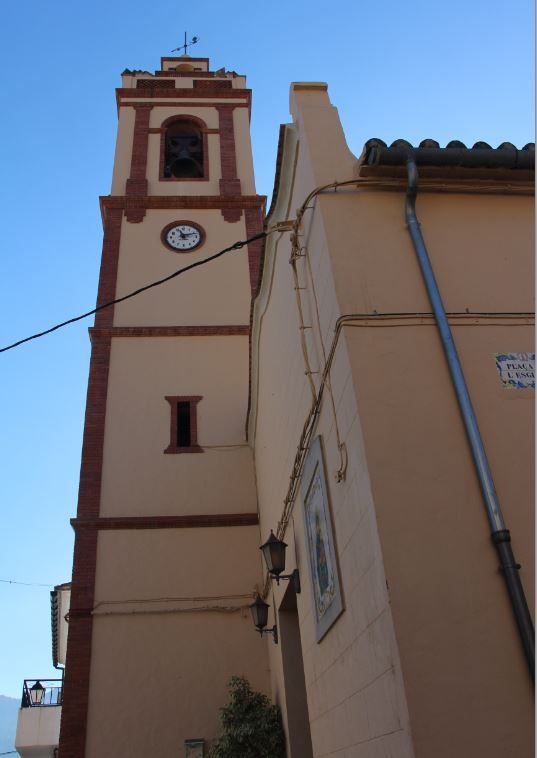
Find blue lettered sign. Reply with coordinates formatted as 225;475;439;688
495;353;535;389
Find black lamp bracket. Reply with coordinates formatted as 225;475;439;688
259;625;278;644
273;568;301;594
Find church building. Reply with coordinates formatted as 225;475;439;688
56;52;534;758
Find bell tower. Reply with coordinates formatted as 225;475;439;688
59;54;269;757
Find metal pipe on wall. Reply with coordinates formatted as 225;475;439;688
404;156;534;681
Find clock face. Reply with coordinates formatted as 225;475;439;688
163;222;204;252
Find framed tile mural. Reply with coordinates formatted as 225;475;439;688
301;436;344;641
185;739;204;758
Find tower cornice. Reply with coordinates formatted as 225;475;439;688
116;87;251;104
99;194;266;223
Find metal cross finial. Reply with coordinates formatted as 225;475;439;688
171;33;200;55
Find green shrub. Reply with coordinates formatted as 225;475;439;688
208;676;286;758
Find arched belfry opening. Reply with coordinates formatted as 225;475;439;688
164;119;204;178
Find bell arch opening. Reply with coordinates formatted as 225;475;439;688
163;119;205;179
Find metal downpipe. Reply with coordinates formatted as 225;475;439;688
404;156;534;681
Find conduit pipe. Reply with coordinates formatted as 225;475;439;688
403;155;534;680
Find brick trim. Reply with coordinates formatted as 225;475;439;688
158;113;209;130
120;101;249;110
193;79;232;90
245;206;265;296
136;79;176;89
160;56;210;65
89;325;249;339
149;127;219;135
217;105;241;197
164;395;203;454
126;105;152;199
100;194;265;214
155;71;228;78
59;203;125;756
155;71;215;77
71;513;259;530
120;90;247;100
117;87;251;109
95;208;123;328
58;332;112;757
222;208;242;223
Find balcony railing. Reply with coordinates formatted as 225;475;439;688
21;679;63;708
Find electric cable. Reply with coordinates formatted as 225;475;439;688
0;231;268;354
0;579;54;588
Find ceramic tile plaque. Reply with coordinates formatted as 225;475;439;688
495;353;535;389
301;436;344;642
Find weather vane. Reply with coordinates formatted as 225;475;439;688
171;33;200;55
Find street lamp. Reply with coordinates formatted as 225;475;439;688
29;681;45;706
248;594;278;644
259;531;301;593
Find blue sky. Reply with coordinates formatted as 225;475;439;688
0;0;533;698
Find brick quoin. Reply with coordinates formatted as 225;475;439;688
58;336;111;757
217;105;241;197
94;208;122;327
222;207;242;222
126;105;152;196
59;208;122;756
245;206;265;296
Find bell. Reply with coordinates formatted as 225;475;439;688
170;147;202;178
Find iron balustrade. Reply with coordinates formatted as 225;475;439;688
21;679;63;708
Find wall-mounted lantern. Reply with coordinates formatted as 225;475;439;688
260;531;301;594
248;594;278;644
30;681;45;706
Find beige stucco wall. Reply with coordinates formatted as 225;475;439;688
86;527;268;757
111;106;135;194
251;84;534;757
113;210;251;326
330;188;535;757
251;117;415;757
16;706;61;756
100;336;254;517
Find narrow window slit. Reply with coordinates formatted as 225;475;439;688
177;402;191;447
164;395;203;454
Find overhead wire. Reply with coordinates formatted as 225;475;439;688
0;578;54;588
0;231;269;354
